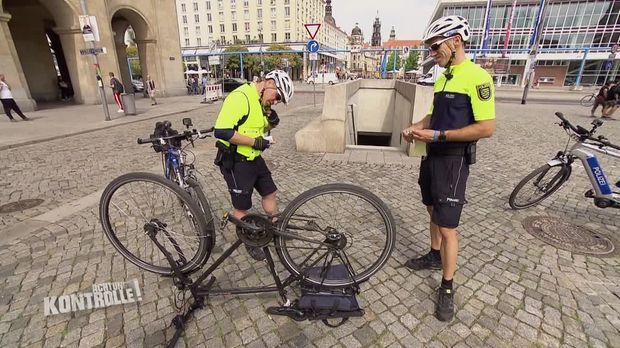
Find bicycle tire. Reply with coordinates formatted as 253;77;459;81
580;94;595;107
275;183;396;288
186;177;217;246
509;163;571;210
99;172;212;275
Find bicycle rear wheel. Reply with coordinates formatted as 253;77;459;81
99;172;213;275
580;94;595;107
275;183;396;288
509;163;571;210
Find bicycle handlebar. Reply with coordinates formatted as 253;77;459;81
137;127;214;145
554;112;620;151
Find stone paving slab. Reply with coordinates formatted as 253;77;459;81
0;97;619;347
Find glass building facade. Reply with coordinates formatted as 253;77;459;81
439;0;620;86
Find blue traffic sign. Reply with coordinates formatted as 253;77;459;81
307;40;320;53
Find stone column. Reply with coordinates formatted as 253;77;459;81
55;26;100;105
0;12;36;112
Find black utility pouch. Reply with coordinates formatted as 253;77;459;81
214;142;235;170
465;142;477;165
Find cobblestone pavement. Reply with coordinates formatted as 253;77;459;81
0;96;619;348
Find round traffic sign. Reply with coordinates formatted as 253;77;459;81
307;40;320;53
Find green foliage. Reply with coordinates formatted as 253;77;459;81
126;45;138;58
386;51;402;71
223;45;249;72
130;60;142;77
263;44;302;71
404;50;420;72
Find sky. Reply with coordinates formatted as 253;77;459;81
330;0;439;41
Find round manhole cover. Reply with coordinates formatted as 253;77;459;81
0;199;44;214
522;216;616;256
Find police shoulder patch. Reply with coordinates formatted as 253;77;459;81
476;82;492;101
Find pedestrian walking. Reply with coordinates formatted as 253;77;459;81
109;72;124;113
58;76;71;101
145;75;158;105
402;15;496;322
592;81;612;117
0;74;30;122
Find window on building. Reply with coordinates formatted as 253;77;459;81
208;25;213;33
244;0;249;7
181;3;186;12
271;8;276;17
231;0;236;8
257;0;262;5
272;33;277;42
182;15;187;24
257;9;262;18
245;22;250;32
219;12;224;21
220;35;225;43
258;21;263;31
244;10;250;19
196;26;201;35
231;11;236;20
193;2;199;11
206;1;211;10
246;34;251;42
185;38;190;46
270;0;275;5
284;0;289;4
258;33;263;42
197;37;202;45
218;0;222;10
233;35;238;43
184;27;189;36
285;20;290;30
285;32;290;41
207;13;212;21
285;6;290;17
271;20;276;30
195;14;200;23
232;23;238;32
220;24;225;32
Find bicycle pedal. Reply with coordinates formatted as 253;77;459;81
585;189;595;198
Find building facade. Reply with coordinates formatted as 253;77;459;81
0;0;186;112
429;0;620;87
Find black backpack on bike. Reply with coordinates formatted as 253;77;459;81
150;121;182;152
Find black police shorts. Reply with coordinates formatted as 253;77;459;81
219;156;277;211
418;155;469;229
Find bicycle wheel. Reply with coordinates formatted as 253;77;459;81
275;183;396;288
186;177;217;244
509;163;572;210
580;94;595;107
99;172;213;275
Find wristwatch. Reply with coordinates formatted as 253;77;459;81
438;130;447;142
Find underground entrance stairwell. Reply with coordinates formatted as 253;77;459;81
295;79;434;157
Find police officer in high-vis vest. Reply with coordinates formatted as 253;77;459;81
213;70;294;259
402;16;496;321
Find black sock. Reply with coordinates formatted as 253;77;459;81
430;248;441;259
441;278;453;290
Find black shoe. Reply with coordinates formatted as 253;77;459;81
245;245;266;261
435;287;455;322
404;252;442;270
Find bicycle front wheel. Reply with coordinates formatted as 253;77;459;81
275;183;396;288
580;94;595;107
186;177;216;246
99;172;213;275
509;163;571;210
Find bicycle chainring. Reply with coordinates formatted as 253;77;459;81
236;214;274;247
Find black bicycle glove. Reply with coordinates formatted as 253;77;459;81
267;109;280;127
252;136;270;151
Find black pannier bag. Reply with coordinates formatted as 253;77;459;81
267;264;364;327
150;121;181;152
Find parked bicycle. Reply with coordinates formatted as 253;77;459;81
509;112;620;210
580;93;596;107
99;126;396;346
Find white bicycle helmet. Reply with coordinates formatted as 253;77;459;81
423;15;471;43
265;70;294;104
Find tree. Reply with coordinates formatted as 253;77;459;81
386;51;402;71
404;49;420;72
223;45;249;72
263;44;302;71
126;45;138;58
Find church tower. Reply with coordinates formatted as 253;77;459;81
371;12;382;47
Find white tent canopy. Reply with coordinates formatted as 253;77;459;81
185;69;209;75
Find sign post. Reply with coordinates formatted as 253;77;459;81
79;1;109;121
304;23;321;108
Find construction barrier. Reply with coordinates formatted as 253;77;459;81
203;84;223;103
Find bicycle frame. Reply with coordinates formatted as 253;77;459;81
551;141;620;202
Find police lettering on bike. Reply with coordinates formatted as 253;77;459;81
402;15;496;322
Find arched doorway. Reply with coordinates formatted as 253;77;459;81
110;8;152;96
1;0;78;107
